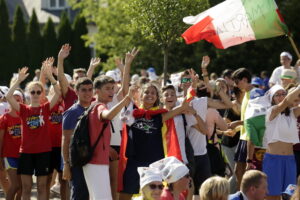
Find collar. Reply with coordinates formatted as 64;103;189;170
240;191;248;200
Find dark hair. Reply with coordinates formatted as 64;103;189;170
222;69;233;78
75;77;93;91
93;75;115;89
161;85;176;93
232;87;242;99
196;83;211;98
180;70;190;79
232;68;252;83
138;77;150;86
140;83;160;107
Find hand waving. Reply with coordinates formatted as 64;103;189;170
89;57;101;69
58;44;71;60
17;67;29;83
125;47;139;65
201;56;210;69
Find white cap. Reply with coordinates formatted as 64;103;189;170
280;51;293;61
138;167;162;189
64;73;72;83
268;84;285;102
106;70;121;82
0;86;9;99
13;90;23;100
150;156;189;184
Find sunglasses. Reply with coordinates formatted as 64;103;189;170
80;88;93;92
149;184;164;190
30;90;42;95
181;78;192;83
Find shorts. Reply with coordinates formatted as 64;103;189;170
17;152;51;176
263;153;296;196
193;154;212;195
122;159;151;194
4;157;19;170
50;147;63;173
234;140;247;163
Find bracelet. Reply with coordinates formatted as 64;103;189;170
246;159;253;163
52;81;58;86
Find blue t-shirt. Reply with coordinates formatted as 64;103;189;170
62;103;85;130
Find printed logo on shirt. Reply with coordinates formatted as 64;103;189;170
7;124;21;138
132;118;157;134
26;115;45;129
50;112;62;124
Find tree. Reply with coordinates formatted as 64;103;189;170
12;5;27;69
57;11;73;73
0;0;12;83
42;17;57;58
27;9;43;71
128;0;208;84
71;14;90;68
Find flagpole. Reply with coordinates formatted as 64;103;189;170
288;35;300;59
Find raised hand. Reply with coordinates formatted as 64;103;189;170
17;67;29;83
125;47;139;64
58;44;71;60
115;57;124;71
42;57;55;79
201;55;210;69
89;57;101;69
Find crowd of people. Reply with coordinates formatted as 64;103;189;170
1;45;300;200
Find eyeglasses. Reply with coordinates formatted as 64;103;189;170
30;90;42;95
80;88;93;92
274;92;287;98
181;78;192;83
184;174;190;178
149;184;164;190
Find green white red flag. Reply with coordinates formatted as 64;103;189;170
181;0;289;49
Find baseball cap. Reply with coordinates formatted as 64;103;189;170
251;77;263;86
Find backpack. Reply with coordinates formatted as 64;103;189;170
70;104;108;167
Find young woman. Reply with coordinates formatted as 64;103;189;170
134;167;163;200
0;89;24;200
263;85;300;200
118;83;189;200
6;63;61;200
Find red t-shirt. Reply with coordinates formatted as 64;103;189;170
49;101;65;147
88;103;111;165
63;87;78;111
18;102;52;153
0;114;21;158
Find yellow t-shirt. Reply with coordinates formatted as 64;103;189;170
240;91;250;140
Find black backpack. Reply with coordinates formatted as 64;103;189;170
70;104;108;167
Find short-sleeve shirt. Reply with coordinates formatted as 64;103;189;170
88;103;111;165
127;113;164;163
0;114;21;157
63;87;78;111
49;101;65;147
240;91;250;140
18;102;52;153
62;103;85;131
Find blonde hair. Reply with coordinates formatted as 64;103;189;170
26;81;44;93
241;170;267;193
199;176;229;200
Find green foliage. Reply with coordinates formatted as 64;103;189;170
42;17;57;58
57;11;73;73
12;5;27;69
0;0;13;83
71;14;90;68
27;9;43;72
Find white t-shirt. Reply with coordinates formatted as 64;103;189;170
188;97;208;156
174;113;197;163
0;102;10;115
269;66;299;85
107;95;123;146
265;106;299;145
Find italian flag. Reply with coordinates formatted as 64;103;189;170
182;0;289;49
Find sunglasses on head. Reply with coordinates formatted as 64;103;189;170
149;184;164;190
30;90;42;95
181;78;192;83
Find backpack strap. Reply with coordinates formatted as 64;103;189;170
91;122;109;151
181;114;188;137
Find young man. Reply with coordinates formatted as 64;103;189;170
83;75;134;200
231;68;254;189
62;78;94;200
229;170;268;200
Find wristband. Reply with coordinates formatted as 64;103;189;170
246;159;253;163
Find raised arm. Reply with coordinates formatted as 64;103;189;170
57;44;71;98
201;56;213;96
207;82;233;109
101;86;136;120
87;57;101;80
6;67;29;112
43;59;61;109
40;57;55;103
162;99;189;122
117;47;139;101
270;86;300;120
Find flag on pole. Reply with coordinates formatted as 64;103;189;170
182;0;289;49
